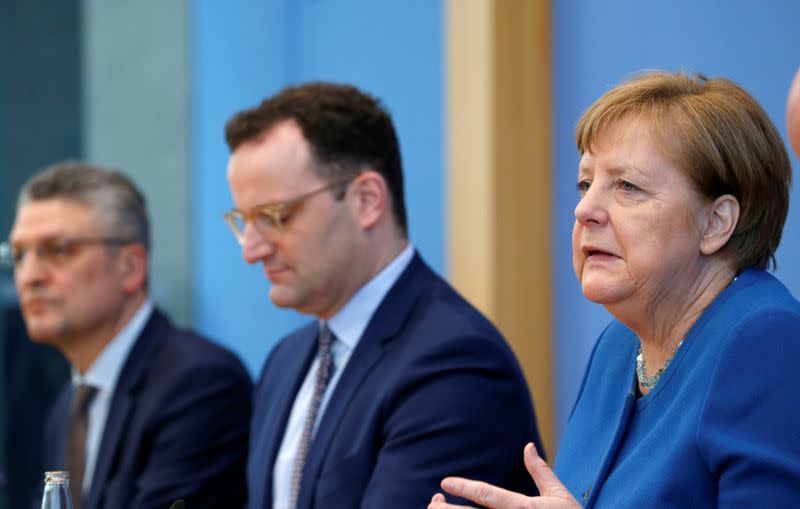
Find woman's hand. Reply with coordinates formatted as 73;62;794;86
428;443;581;509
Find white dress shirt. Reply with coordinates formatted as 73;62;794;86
272;245;415;509
70;299;153;495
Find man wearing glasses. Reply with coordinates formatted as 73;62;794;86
2;162;252;509
224;82;543;509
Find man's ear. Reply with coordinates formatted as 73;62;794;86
700;194;740;256
349;171;387;230
118;243;148;293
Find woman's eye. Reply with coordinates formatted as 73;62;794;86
576;180;591;193
618;180;639;192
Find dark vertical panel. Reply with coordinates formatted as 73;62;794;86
0;1;78;507
0;0;82;236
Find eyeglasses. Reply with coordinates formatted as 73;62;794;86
223;176;355;245
0;237;135;270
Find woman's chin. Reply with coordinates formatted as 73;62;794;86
581;283;629;306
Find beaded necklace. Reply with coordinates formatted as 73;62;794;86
635;275;738;389
636;339;683;389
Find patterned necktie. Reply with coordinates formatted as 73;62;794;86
290;321;335;509
67;384;97;509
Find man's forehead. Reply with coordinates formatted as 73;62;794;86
11;199;99;239
227;124;324;206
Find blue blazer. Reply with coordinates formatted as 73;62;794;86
555;269;800;508
247;254;542;509
44;309;252;509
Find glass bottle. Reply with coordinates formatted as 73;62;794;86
41;471;74;509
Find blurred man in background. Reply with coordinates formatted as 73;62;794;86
2;162;252;509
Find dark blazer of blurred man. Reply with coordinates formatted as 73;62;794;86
224;82;542;509
4;162;252;509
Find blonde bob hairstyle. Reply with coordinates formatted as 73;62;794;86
576;71;791;271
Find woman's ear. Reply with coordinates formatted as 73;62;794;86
349;171;387;230
700;194;740;256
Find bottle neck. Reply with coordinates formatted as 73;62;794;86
44;471;70;485
41;471;73;509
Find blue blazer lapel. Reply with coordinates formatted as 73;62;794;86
295;253;432;509
82;310;166;509
253;325;318;507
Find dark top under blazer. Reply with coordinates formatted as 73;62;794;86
246;253;542;509
44;308;253;509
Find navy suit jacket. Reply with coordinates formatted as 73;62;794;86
44;308;252;509
247;254;542;509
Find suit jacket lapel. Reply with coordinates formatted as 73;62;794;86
82;310;167;509
255;325;318;507
46;385;72;468
295;254;433;509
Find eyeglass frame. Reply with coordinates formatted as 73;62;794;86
223;174;358;245
0;237;137;270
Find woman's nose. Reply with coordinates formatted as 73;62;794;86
574;185;608;226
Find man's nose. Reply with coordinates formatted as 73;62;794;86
241;224;275;264
14;248;49;287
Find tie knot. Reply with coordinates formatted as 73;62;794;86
71;384;97;416
318;321;334;351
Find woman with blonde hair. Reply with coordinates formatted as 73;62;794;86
431;70;800;508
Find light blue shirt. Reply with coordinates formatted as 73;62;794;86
71;299;153;496
272;245;415;509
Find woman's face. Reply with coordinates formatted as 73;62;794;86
572;118;712;311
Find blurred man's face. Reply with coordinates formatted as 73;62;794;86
9;199;130;349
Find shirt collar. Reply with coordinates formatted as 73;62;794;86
327;244;415;350
72;299;154;391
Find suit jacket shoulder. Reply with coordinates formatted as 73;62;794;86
249;253;542;509
46;307;253;509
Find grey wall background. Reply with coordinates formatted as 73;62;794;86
82;0;192;325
